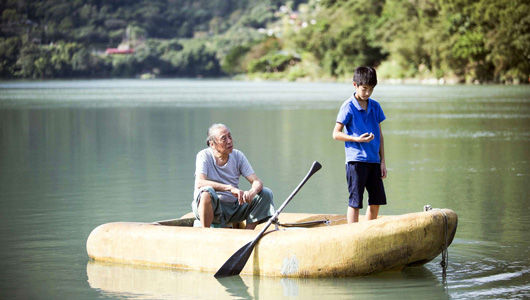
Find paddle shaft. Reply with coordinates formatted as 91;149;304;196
214;161;322;277
256;161;322;236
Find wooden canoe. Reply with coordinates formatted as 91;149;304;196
86;208;457;277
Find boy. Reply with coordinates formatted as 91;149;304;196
332;67;387;223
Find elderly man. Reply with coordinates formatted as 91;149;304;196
192;124;275;229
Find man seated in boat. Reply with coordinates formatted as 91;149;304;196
192;123;275;229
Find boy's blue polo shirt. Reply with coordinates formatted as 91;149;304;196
336;94;386;163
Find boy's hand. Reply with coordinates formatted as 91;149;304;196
357;132;374;142
380;162;387;179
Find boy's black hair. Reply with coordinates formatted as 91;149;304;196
353;67;377;86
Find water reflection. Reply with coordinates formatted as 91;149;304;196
216;276;253;300
87;261;450;299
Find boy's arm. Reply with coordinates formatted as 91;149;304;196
379;123;387;179
332;122;374;142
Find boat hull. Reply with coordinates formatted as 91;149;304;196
86;209;457;277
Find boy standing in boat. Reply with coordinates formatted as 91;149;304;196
332;67;387;223
192;123;275;229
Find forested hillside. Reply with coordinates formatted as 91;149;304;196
1;0;528;83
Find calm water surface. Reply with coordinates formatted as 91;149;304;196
1;80;529;299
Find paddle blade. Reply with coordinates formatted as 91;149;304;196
214;161;322;278
214;241;255;278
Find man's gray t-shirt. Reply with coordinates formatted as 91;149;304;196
195;148;255;204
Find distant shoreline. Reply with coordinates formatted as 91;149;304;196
0;76;528;86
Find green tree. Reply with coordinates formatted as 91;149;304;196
221;45;250;74
295;0;386;77
0;37;22;78
49;42;80;76
2;0;527;82
110;54;140;77
163;39;222;76
71;48;90;73
375;0;437;78
470;0;530;82
248;52;299;73
15;43;41;78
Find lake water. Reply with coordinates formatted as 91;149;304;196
0;79;529;299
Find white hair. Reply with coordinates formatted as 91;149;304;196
206;123;230;146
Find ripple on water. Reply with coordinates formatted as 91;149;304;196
386;129;530;141
437;238;530;299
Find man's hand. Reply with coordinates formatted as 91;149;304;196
242;190;256;204
230;188;243;204
231;188;255;204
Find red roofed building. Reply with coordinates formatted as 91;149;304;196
105;48;135;55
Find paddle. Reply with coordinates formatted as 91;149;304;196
214;161;322;278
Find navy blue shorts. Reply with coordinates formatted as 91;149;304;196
346;162;387;209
